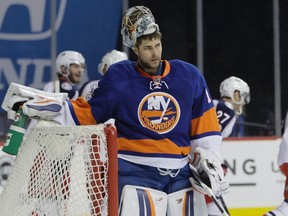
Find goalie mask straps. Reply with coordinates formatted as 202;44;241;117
157;167;180;178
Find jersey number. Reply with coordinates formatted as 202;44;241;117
217;110;230;124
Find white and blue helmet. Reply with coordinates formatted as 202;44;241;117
56;50;86;76
121;6;159;48
220;76;250;105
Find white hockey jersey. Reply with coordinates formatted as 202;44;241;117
278;111;288;166
79;80;100;100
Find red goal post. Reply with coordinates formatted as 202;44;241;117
0;121;118;216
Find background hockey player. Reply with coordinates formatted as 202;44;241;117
80;49;128;100
213;76;250;139
26;50;86;215
264;111;288;216
26;50;86;132
207;76;250;216
3;5;229;215
44;50;86;100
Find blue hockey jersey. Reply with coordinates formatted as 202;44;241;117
64;60;222;169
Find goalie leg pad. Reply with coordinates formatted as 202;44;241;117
119;185;167;216
167;188;207;216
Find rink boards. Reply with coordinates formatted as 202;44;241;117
222;136;284;215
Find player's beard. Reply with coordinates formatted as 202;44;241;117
68;73;81;84
138;58;161;75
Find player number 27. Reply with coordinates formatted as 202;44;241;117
216;110;230;124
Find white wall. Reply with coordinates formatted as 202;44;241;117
222;137;285;208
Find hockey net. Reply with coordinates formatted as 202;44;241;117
0;121;118;216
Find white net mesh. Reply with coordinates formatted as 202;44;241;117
0;121;113;216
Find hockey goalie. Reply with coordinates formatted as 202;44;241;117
1;5;230;216
1;73;229;215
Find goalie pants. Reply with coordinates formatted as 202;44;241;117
118;158;192;203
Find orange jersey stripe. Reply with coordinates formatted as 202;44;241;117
190;107;220;136
70;97;97;125
145;190;156;216
182;192;188;215
118;138;191;155
33;99;58;104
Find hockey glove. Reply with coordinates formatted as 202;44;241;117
2;82;68;121
21;95;64;120
190;147;229;197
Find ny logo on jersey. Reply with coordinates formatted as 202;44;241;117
138;92;180;134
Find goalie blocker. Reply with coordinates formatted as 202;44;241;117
2;82;68;121
1;83;69;155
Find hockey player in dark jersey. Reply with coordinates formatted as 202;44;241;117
3;6;229;215
214;76;250;138
206;76;250;216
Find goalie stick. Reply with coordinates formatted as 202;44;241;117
219;195;230;216
189;165;230;216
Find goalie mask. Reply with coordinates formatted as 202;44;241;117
220;76;250;114
56;50;86;77
98;50;128;75
121;6;159;48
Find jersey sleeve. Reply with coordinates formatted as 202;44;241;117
43;82;54;92
189;74;222;154
62;66;122;125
